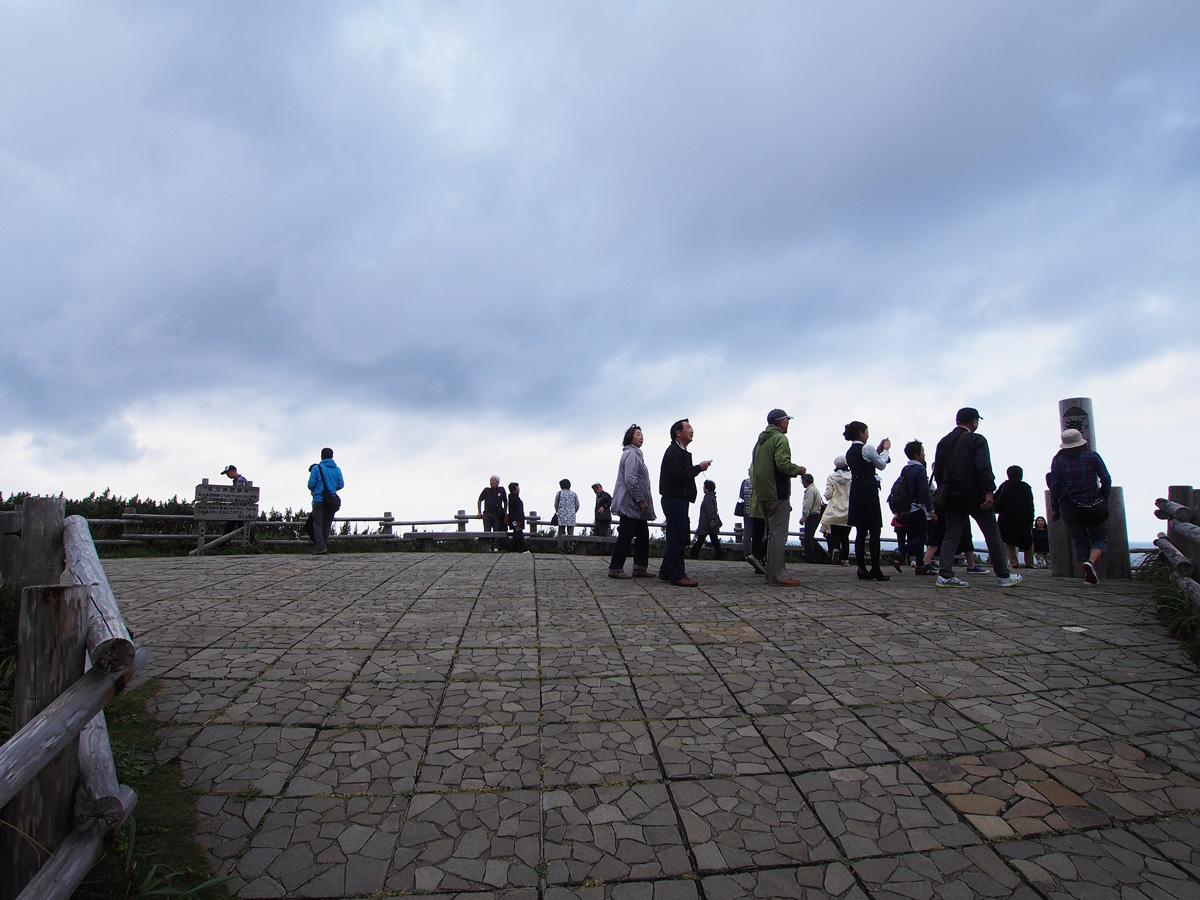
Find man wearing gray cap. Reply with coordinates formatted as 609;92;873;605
749;409;806;586
931;408;1022;588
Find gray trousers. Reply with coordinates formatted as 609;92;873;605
761;498;793;583
938;504;1010;579
312;498;338;552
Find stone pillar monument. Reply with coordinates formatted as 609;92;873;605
1048;397;1129;579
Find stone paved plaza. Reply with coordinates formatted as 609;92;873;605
106;552;1200;899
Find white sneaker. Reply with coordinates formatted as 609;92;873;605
996;573;1023;588
936;575;969;588
1082;561;1098;584
746;555;766;576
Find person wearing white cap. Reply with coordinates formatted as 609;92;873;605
1049;429;1112;585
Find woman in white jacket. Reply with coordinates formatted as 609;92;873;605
608;425;657;578
819;455;852;565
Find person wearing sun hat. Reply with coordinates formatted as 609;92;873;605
1049;428;1112;585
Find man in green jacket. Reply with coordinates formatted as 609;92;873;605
749;409;806;586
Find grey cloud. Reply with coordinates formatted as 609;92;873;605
2;1;1199;452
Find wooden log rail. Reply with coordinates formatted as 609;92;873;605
0;500;146;899
1154;488;1200;616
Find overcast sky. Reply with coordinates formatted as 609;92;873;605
3;1;1198;543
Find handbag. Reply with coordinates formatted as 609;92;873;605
932;432;968;510
733;501;746;517
1069;495;1109;523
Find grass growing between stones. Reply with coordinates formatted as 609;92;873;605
73;678;232;900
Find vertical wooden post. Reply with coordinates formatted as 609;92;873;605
18;497;66;595
120;506;138;544
0;509;22;648
528;512;540;534
382;512;393;537
456;510;468;532
195;522;206;557
1046;489;1075;577
0;583;88;898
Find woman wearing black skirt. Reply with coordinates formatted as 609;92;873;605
844;420;891;581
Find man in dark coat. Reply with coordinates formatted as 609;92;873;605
930;408;1022;589
592;483;613;537
658;419;712;587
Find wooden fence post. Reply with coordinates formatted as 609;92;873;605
17;497;66;595
0;583;89;899
1168;486;1200;574
382;512;393;537
456;510;469;532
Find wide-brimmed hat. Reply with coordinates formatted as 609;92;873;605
1060;428;1088;449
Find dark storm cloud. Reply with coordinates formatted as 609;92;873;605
1;1;1198;449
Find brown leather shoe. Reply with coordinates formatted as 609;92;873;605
672;577;699;587
770;578;801;587
608;570;632;579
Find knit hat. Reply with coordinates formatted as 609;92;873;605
834;455;848;469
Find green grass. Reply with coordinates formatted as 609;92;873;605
1138;551;1200;664
71;679;232;900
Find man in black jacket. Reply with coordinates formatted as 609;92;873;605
931;407;1022;589
658;419;712;587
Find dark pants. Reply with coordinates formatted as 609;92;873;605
803;512;827;563
855;524;882;573
510;526;527;553
312;496;340;552
938;505;1009;578
482;512;504;550
750;517;767;559
826;524;850;560
901;511;928;563
1061;507;1109;560
610;516;650;571
594;518;612;538
658;497;690;582
689;530;721;559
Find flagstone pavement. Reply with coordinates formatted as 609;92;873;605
106;552;1200;899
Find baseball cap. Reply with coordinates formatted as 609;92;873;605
767;408;792;424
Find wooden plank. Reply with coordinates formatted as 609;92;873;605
193;481;259;522
0;648;146;811
63;517;136;673
15;785;135;900
1;583;88;899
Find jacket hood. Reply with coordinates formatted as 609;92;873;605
756;425;783;446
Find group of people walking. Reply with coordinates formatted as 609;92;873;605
601;406;1113;588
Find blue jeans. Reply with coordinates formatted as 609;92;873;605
658;497;690;582
1062;507;1109;560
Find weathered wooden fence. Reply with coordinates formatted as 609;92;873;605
1154;486;1200;612
0;499;145;900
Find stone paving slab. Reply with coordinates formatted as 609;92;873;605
105;552;1200;898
